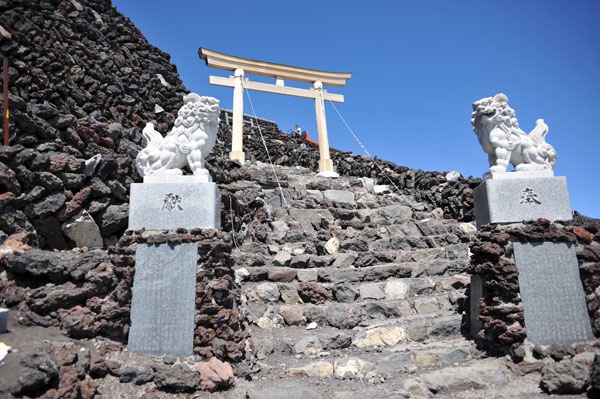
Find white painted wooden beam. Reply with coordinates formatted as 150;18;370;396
209;75;345;103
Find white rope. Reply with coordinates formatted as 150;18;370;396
327;100;416;210
241;82;289;208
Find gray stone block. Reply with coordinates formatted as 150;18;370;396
469;275;483;338
474;177;572;228
514;241;593;345
0;309;8;333
129;182;220;230
128;243;198;357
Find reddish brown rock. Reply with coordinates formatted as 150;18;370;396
0;191;15;207
50;342;79;366
573;226;593;244
197;357;234;392
89;356;121;378
62;186;92;219
49;154;84;173
279;305;306;326
298;282;333;304
3;232;32;252
268;267;297;282
58;306;99;338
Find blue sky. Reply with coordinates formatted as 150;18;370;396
113;0;599;217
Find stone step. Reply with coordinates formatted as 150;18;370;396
247;359;513;399
248;293;463;329
249;298;464;344
236;261;470;288
242;275;470;305
251;333;476;378
233;244;470;271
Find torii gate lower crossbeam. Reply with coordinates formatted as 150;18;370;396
199;48;351;176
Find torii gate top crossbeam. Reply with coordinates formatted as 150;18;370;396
199;48;351;87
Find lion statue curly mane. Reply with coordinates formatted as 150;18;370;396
471;93;557;173
136;93;220;178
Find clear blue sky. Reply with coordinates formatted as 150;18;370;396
113;0;599;217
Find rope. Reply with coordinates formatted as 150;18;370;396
241;81;289;208
327;99;416;210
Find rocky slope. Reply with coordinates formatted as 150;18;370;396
0;0;599;398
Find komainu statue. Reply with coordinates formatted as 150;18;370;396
136;93;219;177
471;93;557;173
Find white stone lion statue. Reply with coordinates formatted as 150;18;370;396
136;93;220;178
471;93;557;173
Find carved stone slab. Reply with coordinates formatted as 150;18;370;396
469;274;483;338
473;177;572;228
514;241;593;345
128;243;198;356
129;182;220;230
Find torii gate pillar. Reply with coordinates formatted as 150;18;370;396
313;81;335;176
230;68;245;164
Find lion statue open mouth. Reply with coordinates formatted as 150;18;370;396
136;93;220;178
471;93;557;173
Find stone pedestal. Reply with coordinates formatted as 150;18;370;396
128;243;198;356
473;175;572;228
127;176;222;357
129;181;220;230
513;242;593;345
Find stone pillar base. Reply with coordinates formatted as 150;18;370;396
230;151;245;164
318;158;334;172
473;176;571;228
129;181;220;230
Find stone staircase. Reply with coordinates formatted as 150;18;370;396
217;164;546;398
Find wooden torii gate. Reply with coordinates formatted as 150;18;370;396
198;48;351;176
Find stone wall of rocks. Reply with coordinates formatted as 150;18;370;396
1;228;249;361
0;0;191;250
468;219;600;359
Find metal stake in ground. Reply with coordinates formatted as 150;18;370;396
0;24;11;146
3;55;8;146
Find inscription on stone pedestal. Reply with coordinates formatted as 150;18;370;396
473;177;572;228
128;243;198;357
514;241;593;345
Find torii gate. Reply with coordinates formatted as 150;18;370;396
198;48;351;176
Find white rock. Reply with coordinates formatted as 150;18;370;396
384;280;409;300
272;251;291;266
61;210;103;248
459;222;477;234
156;73;171;88
445;171;461;182
297;269;318;282
334;357;374;379
373;185;390;194
324;237;340;255
306;322;318;330
285;361;333;377
323;190;355;204
154;104;164;113
353;327;406;348
234;268;250;284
